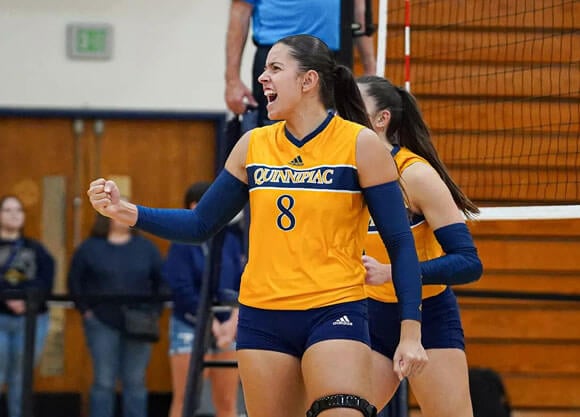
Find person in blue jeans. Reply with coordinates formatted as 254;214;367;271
0;195;54;417
68;213;163;417
164;182;244;417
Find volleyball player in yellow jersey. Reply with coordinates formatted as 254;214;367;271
87;35;428;417
357;75;483;417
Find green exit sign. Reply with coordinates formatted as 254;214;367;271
67;23;113;60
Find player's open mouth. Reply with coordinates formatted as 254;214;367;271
265;92;278;104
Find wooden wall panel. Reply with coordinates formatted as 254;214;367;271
469;272;580;295
460;303;580;341
383;60;579;97
474;238;580;272
405;0;578;29
470;219;580;272
421;100;577;133
502;375;580;408
451;169;578;203
410;375;580;408
1;116;217;400
0;116;216;257
355;0;580;411
455;218;580;410
378;30;578;68
466;343;580;375
353;0;580;206
432;134;579;168
95;119;216;254
470;219;580;236
0;118;76;244
355;0;578;73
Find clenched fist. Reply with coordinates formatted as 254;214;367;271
86;179;137;226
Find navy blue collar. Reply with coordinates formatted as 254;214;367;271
391;145;401;157
284;111;334;148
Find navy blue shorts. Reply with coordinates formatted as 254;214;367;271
368;287;465;359
236;299;370;358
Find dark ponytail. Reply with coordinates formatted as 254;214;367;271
333;65;372;129
358;76;479;217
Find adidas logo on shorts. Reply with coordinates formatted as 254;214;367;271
332;315;353;326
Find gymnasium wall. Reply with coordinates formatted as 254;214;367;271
0;0;255;112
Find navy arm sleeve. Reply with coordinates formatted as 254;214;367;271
421;222;483;285
363;181;422;321
135;170;249;244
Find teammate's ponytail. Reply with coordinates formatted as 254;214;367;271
358;75;479;217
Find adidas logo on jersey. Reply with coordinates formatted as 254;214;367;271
289;155;304;166
332;315;353;326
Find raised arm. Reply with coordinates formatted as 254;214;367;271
225;0;258;114
87;132;251;243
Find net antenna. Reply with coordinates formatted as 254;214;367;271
403;0;411;92
376;0;411;91
375;0;388;77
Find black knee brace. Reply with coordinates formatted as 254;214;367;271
306;394;377;417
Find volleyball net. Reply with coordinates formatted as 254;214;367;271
374;0;579;217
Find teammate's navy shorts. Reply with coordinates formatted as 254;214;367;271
368;287;465;359
236;299;370;358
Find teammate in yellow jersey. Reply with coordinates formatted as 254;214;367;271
357;75;483;417
87;35;427;417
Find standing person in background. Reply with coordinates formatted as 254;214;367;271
164;181;244;417
225;0;377;126
68;213;163;417
357;75;483;417
87;34;427;417
0;195;54;417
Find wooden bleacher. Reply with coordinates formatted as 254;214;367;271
357;1;580;414
462;218;580;411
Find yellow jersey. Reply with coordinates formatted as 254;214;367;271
239;113;370;310
364;146;446;303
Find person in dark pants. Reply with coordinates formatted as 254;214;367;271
68;213;163;417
